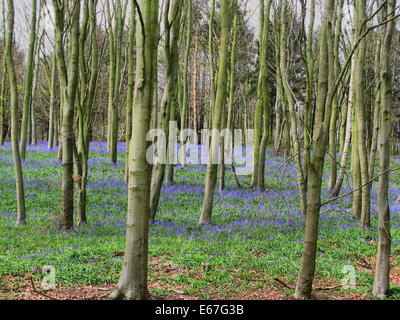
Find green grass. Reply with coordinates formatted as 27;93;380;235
0;141;400;299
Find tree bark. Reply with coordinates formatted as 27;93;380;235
199;0;231;225
19;0;37;160
373;0;395;298
110;0;158;300
5;0;26;225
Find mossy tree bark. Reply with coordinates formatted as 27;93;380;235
251;0;265;186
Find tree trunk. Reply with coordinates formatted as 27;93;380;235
48;53;58;150
19;0;37;160
251;0;265;186
279;2;306;216
180;0;192;167
199;0;231;225
328;0;344;191
125;1;136;183
5;0;26;225
149;0;182;222
110;0;158;300
53;0;80;231
354;0;370;228
373;0;395;298
294;0;333;298
303;0;315;185
257;0;272;191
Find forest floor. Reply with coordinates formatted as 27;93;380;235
1;142;400;300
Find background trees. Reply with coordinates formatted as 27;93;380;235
0;0;398;300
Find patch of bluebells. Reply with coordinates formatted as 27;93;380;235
0;141;400;283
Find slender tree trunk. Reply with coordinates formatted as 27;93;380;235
373;0;395;298
303;0;315;186
257;0;272;191
221;0;239;191
110;0;158;300
328;0;344;191
199;0;231;225
75;0;99;226
0;0;6;146
5;0;26;225
294;0;333;298
180;0;192;167
53;0;80;231
354;0;370;228
192;21;199;138
0;49;6;146
149;0;182;222
331;55;355;197
368;13;383;184
19;0;37;160
107;0;125;164
279;2;306;216
208;0;216;127
251;0;265;186
125;1;136;183
48;53;58;149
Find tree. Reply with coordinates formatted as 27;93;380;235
327;0;344;191
19;0;38;160
106;0;126;163
221;0;239;191
5;0;26;225
294;0;334;298
149;0;183;222
373;0;395;298
279;1;306;216
354;0;370;228
255;0;271;191
302;0;315;185
52;0;81;231
110;0;159;300
0;11;7;147
125;0;136;183
251;0;265;186
180;0;192;167
75;0;100;225
198;0;231;225
48;52;58;150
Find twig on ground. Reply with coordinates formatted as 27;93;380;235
30;277;59;300
273;277;369;291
